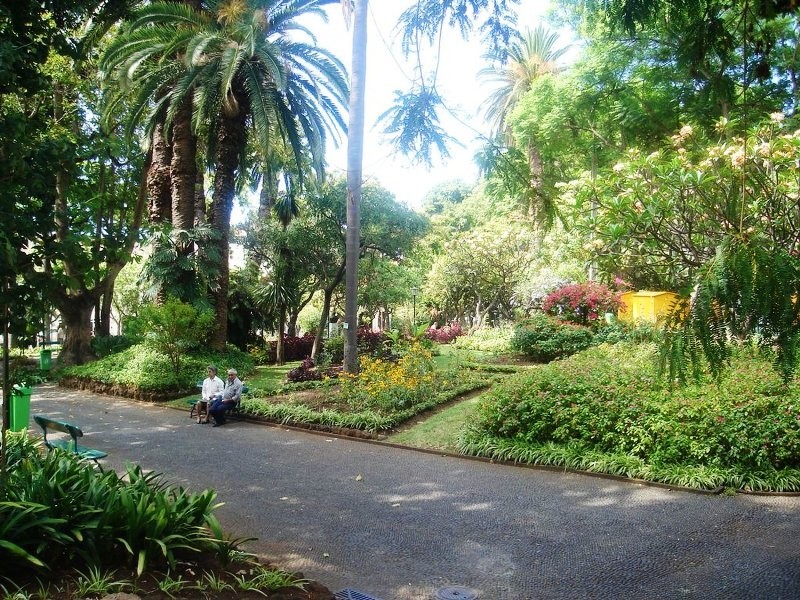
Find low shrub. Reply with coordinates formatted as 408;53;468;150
139;299;215;375
426;322;464;344
249;334;316;364
0;435;219;577
322;334;345;364
280;333;316;361
92;334;136;358
285;357;340;382
319;329;390;364
461;343;800;491
357;327;389;357
338;343;437;411
0;435;307;597
59;344;253;395
287;357;322;382
592;320;662;345
510;314;594;362
451;325;514;354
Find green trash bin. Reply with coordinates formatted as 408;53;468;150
39;349;52;371
9;385;32;431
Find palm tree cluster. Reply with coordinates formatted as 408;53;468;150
101;0;348;347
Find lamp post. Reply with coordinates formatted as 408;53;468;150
411;287;419;326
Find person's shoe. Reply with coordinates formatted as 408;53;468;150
212;422;221;427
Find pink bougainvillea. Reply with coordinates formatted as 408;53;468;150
542;282;622;326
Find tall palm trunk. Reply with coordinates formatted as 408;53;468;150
171;96;199;296
171;97;197;230
147;120;172;223
343;0;368;373
209;98;247;350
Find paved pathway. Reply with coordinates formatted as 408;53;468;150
22;384;800;600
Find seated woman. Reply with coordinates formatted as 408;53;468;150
209;368;243;427
198;365;224;424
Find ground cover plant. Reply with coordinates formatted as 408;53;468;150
0;433;323;599
460;342;800;492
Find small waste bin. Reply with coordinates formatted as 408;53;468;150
39;349;52;371
9;385;32;431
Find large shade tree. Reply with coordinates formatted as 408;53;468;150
549;0;800;381
0;0;146;470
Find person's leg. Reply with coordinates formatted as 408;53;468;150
211;399;234;426
209;398;223;424
197;401;207;424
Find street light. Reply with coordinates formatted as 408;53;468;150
411;287;419;326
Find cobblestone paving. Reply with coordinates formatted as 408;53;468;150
24;384;800;600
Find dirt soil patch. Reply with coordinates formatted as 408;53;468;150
10;554;335;600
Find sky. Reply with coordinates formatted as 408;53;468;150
309;1;573;211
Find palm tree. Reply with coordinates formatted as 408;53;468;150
343;0;367;373
478;25;568;225
479;25;568;140
103;0;348;347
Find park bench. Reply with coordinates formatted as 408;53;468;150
188;384;248;419
33;415;108;465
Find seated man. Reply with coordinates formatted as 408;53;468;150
198;365;224;424
209;368;243;427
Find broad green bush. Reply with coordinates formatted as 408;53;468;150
92;334;136;358
60;344;253;393
462;342;800;491
139;298;215;376
592;320;661;345
510;314;594;362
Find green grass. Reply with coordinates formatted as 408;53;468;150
386;393;482;452
246;361;301;391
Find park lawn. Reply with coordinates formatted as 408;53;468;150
386;392;483;452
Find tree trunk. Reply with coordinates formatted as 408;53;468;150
343;0;368;374
147;121;172;223
171;97;199;298
171;97;197;231
258;164;278;219
276;304;286;365
209;100;247;349
56;291;98;366
287;313;298;337
527;143;544;217
312;288;333;360
194;168;206;227
97;277;115;337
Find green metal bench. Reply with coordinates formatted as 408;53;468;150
33;415;108;465
188;385;248;419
